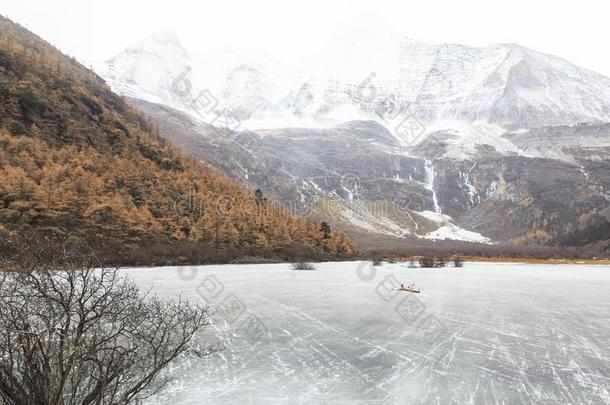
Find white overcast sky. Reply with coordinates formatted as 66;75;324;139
2;0;609;76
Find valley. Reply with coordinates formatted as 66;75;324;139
1;4;610;405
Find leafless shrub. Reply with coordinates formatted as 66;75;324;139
0;240;216;404
417;256;450;268
372;259;383;266
418;256;436;268
453;256;464;267
291;262;316;270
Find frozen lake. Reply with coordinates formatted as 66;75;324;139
125;261;610;404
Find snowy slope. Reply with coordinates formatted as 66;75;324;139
97;32;302;120
97;28;610;135
96;32;192;107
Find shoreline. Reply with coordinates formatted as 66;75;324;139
117;257;610;270
387;256;610;265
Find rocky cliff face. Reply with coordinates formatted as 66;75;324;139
132;98;610;250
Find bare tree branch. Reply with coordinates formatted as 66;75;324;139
0;237;217;404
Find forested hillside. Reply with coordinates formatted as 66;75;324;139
0;16;354;263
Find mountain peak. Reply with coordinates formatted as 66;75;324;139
98;30;610;131
113;30;189;61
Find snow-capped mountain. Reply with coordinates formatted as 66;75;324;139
98;32;192;107
98;29;610;135
98;30;610;248
97;32;301;121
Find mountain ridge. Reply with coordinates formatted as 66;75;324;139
131;96;610;251
97;29;610;135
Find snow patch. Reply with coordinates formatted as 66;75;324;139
424;224;491;244
417;210;491;243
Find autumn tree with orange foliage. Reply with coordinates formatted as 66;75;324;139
0;16;354;263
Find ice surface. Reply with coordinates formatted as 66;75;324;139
125;262;610;404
